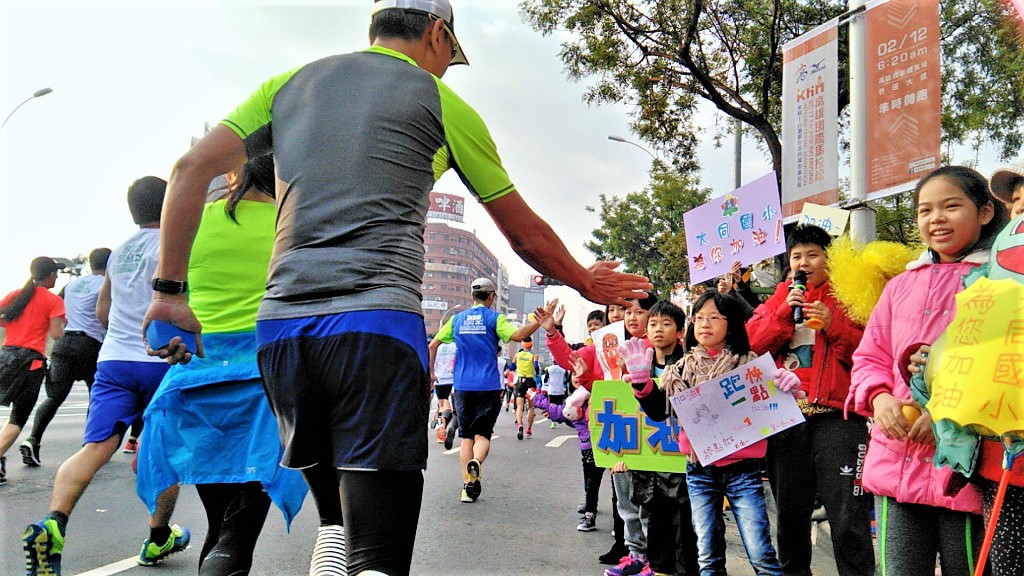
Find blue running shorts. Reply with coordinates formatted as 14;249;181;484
83;361;170;444
256;310;430;472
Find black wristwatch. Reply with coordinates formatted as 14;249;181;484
151;278;188;295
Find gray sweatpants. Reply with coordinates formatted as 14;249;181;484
612;471;650;556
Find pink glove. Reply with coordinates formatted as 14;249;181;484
773;367;801;393
621;338;654;388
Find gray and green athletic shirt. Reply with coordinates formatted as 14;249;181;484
221;46;515;321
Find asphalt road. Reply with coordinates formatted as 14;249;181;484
0;388;844;575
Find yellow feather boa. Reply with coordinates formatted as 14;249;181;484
826;236;921;325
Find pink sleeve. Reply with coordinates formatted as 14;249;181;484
849;283;897;416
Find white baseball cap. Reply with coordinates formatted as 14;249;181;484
471;277;495;292
372;0;469;66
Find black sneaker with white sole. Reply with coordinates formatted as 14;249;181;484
20;438;42;467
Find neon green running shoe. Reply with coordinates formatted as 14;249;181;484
137;524;191;566
23;518;64;576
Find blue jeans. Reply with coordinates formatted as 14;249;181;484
687;460;782;576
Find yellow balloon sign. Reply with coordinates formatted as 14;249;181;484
926;277;1024;437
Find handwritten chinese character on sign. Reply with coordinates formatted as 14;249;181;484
697;232;709;247
752;229;767;245
730;239;744;255
993;354;1024;388
762;204;777;221
963;284;996;314
710;246;724;264
693;254;706;271
717;222;730;240
1007;320;1024;346
941;352;975;376
645;416;680;454
952;317;984;346
719;374;745;400
744;366;764;385
739;213;754;231
595;400;641;455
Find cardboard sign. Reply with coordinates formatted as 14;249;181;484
669;354;804;465
683;172;786;285
592;321;625;381
590;380;688;473
798;203;849;236
926;277;1024;436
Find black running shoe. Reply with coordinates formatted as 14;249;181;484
21;438;42;467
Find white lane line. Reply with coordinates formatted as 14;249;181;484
74;557;138;575
545;435;578;448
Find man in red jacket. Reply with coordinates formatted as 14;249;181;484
745;225;874;576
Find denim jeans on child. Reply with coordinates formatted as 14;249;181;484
687;459;782;576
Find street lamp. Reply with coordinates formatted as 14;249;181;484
1;87;54;132
608;134;658;162
438;304;463;329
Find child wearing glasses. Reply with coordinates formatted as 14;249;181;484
625;292;801;575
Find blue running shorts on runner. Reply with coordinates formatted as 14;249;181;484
83;361;171;444
256;310;430;472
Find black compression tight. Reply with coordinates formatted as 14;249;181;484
195;482;272;576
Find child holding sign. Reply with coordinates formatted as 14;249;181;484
625;292;802;576
849;166;1004;575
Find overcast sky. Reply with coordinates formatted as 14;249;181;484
1;1;1013;340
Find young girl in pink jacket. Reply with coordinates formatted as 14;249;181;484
849;166;1008;575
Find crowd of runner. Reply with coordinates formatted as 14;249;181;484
3;0;1024;575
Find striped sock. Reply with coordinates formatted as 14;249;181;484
309;525;346;576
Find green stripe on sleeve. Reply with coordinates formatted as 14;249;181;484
221;65;305;140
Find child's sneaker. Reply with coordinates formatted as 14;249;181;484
525;427;532;438
137;524;190;566
517;425;524;440
0;455;6;486
636;562;658;576
460;484;474;503
604;553;645;576
23;517;64;575
550;421;558;429
577;512;597;532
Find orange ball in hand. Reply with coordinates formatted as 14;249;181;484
901;405;922;423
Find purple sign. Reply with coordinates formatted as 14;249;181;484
683;172;785;285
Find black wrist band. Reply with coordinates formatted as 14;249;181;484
152;278;188;295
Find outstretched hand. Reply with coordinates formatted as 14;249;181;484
580;261;652;308
621;338;653;388
536;299;560;332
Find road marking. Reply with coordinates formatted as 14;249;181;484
545;435;578;448
74;557;138;575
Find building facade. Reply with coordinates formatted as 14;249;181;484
421;221;500;336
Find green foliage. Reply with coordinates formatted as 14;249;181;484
584;165;711;294
521;0;1024;182
874;193;921;246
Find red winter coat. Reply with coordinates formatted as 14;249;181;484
746;280;864;413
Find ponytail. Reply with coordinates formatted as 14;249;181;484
0;278;38;322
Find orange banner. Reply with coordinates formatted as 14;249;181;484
865;0;941;196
